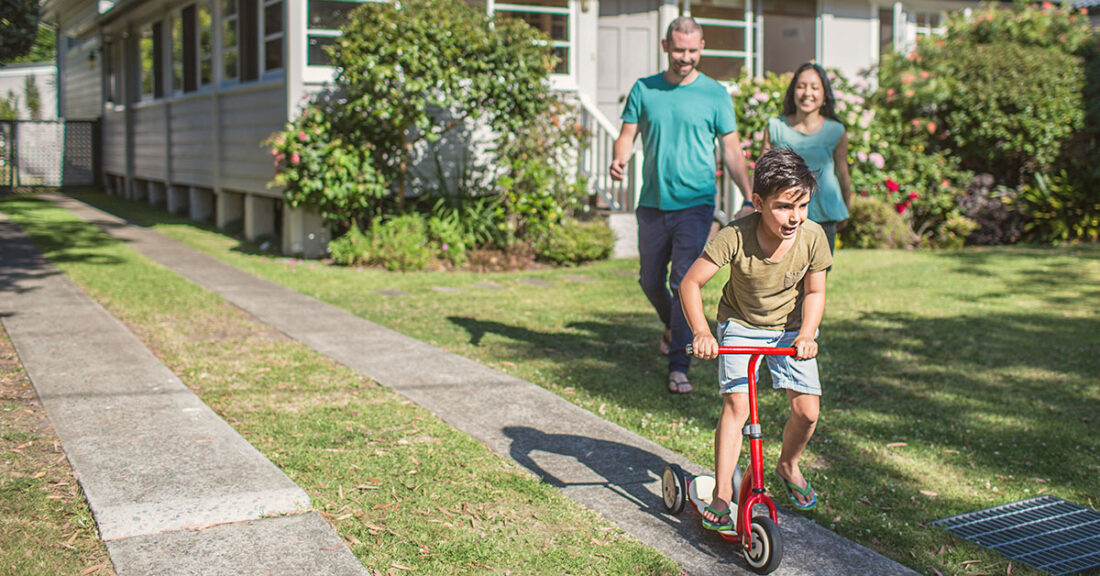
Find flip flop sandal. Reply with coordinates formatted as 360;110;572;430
701;505;734;531
775;469;817;510
668;372;692;394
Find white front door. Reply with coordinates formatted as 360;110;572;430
597;0;660;123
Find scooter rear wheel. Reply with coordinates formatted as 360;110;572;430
661;464;687;514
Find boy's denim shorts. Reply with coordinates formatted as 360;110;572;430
717;321;822;396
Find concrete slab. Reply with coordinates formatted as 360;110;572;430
43;193;920;576
106;512;364;576
0;213;366;575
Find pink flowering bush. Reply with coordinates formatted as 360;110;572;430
267;104;386;230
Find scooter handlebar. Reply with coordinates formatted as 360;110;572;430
686;344;797;357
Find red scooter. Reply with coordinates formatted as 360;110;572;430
662;346;797;575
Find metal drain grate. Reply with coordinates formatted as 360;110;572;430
931;496;1100;575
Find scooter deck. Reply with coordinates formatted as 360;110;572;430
688;475;738;541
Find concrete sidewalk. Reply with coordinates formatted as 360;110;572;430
1;192;921;576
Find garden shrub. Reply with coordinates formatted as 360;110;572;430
1013;171;1100;243
268;104;387;230
839;195;916;249
331;0;556;205
426;213;469;269
368;214;433;272
874;2;1089;188
495;98;589;246
534;218;614;265
954;175;1026;246
328;224;371;266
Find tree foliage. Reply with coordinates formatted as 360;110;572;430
0;0;40;62
330;0;557;202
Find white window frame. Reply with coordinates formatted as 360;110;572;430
684;0;756;83
490;0;576;89
303;0;382;83
261;0;285;75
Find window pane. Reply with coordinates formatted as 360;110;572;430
224;50;238;79
504;0;566;7
265;37;283;70
309;0;360;30
223;19;238;48
879;9;893;54
201;57;213;85
308;35;336;66
692;2;744;20
497;10;567;41
700;24;745;52
173;16;184;92
223;0;237;16
551;45;568;74
699;55;743;81
265;1;283;36
140;26;155;96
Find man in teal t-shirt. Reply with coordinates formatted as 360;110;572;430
610;16;753;394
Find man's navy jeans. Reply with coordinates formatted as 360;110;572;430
636;204;714;375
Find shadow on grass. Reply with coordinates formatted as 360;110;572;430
449;301;1099;515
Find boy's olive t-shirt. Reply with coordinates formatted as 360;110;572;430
703;213;833;332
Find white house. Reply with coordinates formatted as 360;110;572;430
41;0;979;256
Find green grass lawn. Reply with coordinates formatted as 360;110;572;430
5;188;1100;576
0;192;679;575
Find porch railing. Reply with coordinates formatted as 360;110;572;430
576;94;639;213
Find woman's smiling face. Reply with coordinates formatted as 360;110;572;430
793;68;826;115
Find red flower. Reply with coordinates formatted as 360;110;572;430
908;192;919;200
885;179;900;192
895;203;907;214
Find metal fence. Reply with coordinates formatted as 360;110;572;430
0;120;99;189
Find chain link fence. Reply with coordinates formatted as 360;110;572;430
0;120;99;189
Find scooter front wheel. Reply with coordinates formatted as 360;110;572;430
661;464;688;514
743;516;783;574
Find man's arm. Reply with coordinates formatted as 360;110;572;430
610;122;639;181
721;131;754;219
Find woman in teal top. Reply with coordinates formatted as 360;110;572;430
761;62;852;254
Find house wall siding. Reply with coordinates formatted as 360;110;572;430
56;1;102;119
133;103;169;180
168;96;217;188
218;84;287;194
102;108;126;175
820;0;878;81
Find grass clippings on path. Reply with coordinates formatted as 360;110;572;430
0;325;116;576
0;192;679;576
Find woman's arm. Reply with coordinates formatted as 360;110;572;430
834;130;852;223
680;255;722;359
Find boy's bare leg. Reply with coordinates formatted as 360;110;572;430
776;390;820;507
705;392;750;523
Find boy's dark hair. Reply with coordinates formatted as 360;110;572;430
753;147;817;202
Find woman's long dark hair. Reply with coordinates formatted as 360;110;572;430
782;62;842;124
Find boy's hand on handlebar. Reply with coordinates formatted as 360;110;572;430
792;335;818;361
690;333;719;359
